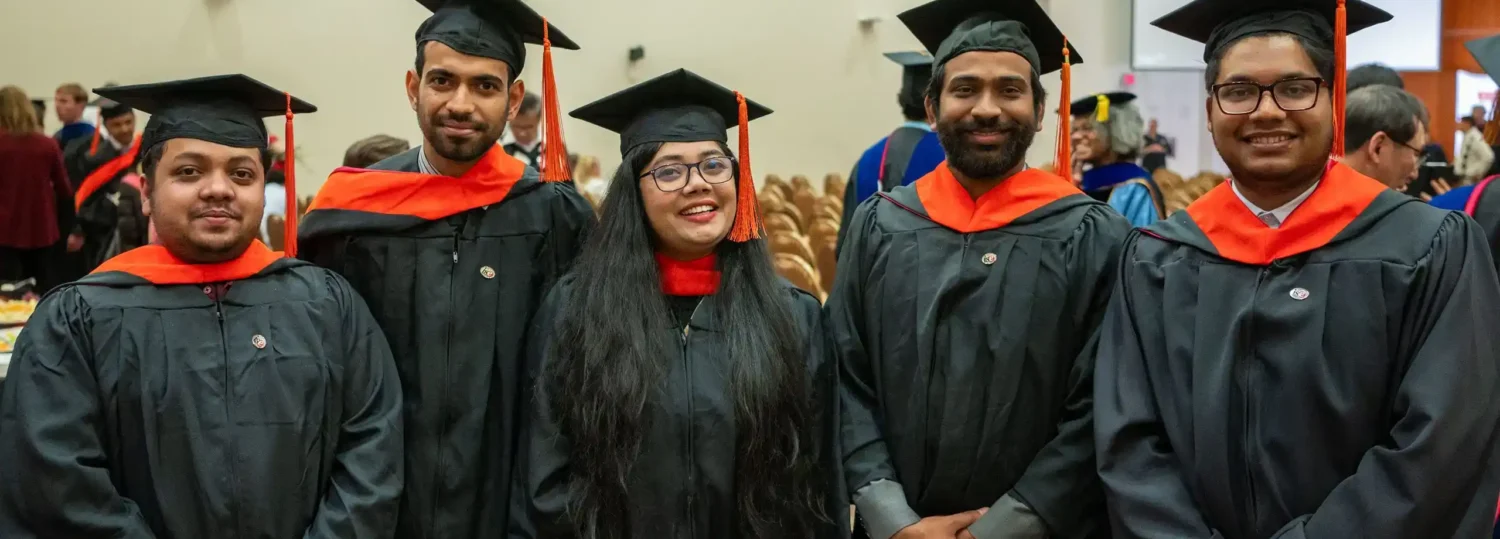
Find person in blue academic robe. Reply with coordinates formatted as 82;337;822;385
1071;92;1163;226
839;51;946;254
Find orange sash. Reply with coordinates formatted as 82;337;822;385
91;240;282;285
306;146;527;220
74;136;141;211
912;163;1082;233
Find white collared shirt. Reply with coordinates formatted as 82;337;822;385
1230;179;1319;229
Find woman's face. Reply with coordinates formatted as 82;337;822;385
638;140;738;260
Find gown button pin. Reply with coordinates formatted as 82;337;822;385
251;334;267;349
1289;287;1310;300
480;266;496;279
981;253;997;265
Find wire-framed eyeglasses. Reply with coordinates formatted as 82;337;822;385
638;156;737;192
1211;77;1325;115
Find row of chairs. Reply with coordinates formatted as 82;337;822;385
762;174;846;301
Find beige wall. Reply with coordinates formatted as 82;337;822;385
0;0;1135;196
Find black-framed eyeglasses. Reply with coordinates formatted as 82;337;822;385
638;156;737;192
1390;138;1425;156
1211;77;1325;115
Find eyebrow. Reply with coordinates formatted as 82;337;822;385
226;155;261;167
471;74;506;87
425;68;455;80
949;74;1028;86
1222;72;1319;83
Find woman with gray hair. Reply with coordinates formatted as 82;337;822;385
1070;92;1164;226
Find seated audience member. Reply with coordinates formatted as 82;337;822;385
1343;85;1430;191
342;134;411;169
1346;63;1404;92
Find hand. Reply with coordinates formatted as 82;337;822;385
66;233;84;252
893;508;987;539
1145;144;1166;153
1420;178;1453;202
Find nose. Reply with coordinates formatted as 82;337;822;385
444;85;477;117
971;91;1003;121
199;169;236;202
679;165;714;196
1247;89;1288;122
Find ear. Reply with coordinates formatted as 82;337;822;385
140;182;152;218
924;95;937;126
1034;102;1047;133
406;69;421;112
1204;96;1214;133
508;79;526;121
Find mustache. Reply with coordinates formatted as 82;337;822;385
951;116;1026;137
437;112;489;132
192;206;242;219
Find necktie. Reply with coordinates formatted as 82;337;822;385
1258;211;1281;229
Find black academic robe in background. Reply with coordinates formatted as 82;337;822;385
1095;163;1500;539
831;166;1128;539
62;139;147;273
1466;178;1500;275
0;248;404;539
524;277;847;539
298;146;595;539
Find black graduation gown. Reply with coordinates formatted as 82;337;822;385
298;146;595;539
1467;178;1500;275
63;139;147;271
831;166;1128;539
0;251;404;539
524;276;846;539
1094;164;1500;539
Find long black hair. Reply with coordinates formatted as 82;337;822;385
544;141;826;538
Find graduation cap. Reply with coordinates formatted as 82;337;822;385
897;0;1081;75
571;68;771;242
1467;34;1500;85
898;0;1083;179
415;0;579;181
886;51;934;108
1152;0;1392;157
1070;92;1137;123
94;74;316;257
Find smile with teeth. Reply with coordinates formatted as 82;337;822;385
1249;134;1293;144
681;205;717;216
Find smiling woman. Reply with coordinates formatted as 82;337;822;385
523;68;845;539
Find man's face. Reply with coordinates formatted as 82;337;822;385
54;91;83;123
407;41;522;163
1474;106;1487;122
927;50;1042;180
1460;119;1475;132
1207;35;1333;188
103;114;135;146
1071;117;1111;164
510;109;540;146
143;138;265;264
1149;119;1159;132
1375;120;1428;190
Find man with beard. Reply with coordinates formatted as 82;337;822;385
839;50;946;254
0;74;404;539
1096;2;1500;538
1070;92;1164;226
62;97;148;276
297;1;593;537
829;0;1129;538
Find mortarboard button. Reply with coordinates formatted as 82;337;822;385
1289;287;1310;301
251;334;267;349
480;266;496;279
981;253;998;265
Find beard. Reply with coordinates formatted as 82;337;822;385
937;113;1035;180
419;104;503;163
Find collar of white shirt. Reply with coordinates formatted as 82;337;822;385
1230;178;1319;229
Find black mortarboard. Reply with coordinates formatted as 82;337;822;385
570;69;772;156
1069;92;1137;117
1467;34;1500;85
95;74;316;256
886;51;934;106
1150;0;1391;62
1153;0;1391;158
571;68;770;242
93;74;315;157
897;0;1081;75
415;0;578;77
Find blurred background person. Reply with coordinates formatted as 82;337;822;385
1072;92;1164;226
1342;84;1430;191
1346;62;1404;92
1457;115;1495;184
1141;118;1174;173
0;86;73;292
342;133;411;169
503;91;543;168
50;83;94;150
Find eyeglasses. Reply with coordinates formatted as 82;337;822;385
1211;77;1325;115
638;156;737;192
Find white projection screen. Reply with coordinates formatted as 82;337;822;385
1132;0;1442;71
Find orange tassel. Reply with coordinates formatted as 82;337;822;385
539;17;570;182
1055;38;1073;180
728;92;761;242
1331;0;1347;157
283;92;298;258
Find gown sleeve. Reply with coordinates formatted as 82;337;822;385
826;201;921;539
303;277;405;539
522;284;575;538
968;208;1128;539
1268;213;1500;539
0;288;159;539
1093;232;1218;538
